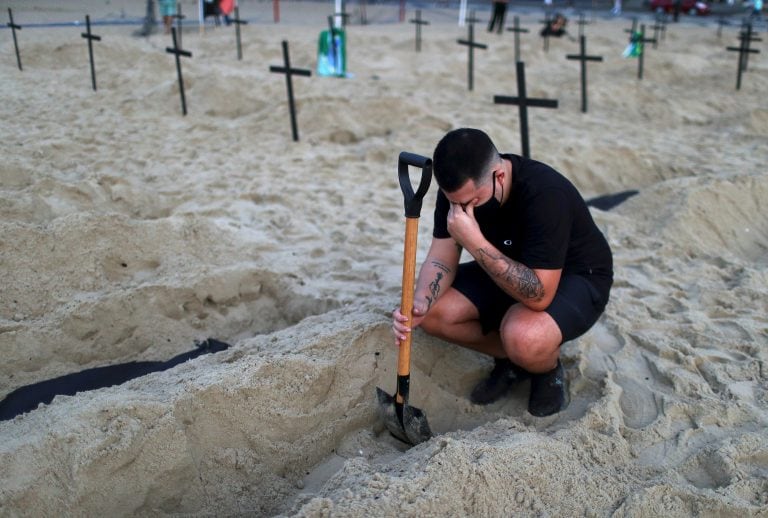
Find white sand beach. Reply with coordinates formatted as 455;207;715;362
1;0;766;515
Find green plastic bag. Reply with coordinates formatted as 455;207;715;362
622;31;643;58
317;27;346;77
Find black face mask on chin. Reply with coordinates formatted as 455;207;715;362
473;173;503;225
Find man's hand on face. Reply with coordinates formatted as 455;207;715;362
447;200;482;249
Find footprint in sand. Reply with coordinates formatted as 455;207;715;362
616;375;659;429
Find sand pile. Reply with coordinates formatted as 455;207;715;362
1;1;766;516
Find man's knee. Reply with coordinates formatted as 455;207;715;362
503;328;549;365
500;312;562;368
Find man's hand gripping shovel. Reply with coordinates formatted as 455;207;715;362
376;152;434;446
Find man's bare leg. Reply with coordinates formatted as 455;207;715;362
418;289;530;404
418;289;506;358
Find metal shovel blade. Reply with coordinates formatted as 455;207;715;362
376;387;432;446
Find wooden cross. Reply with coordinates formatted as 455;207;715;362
506;16;529;63
727;25;760;90
650;18;666;48
409;10;429;52
232;6;248;60
566;35;603;113
493;61;558;158
165;27;192;115
333;11;350;29
7;8;22;71
737;23;761;72
635;25;656;80
623;17;638;36
540;13;552;52
457;21;487;91
172;2;185;48
81;15;102;91
576;12;590;38
465;10;482;26
269;40;311;142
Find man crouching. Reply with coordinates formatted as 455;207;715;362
392;128;613;416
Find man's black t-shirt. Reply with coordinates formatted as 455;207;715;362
432;154;613;302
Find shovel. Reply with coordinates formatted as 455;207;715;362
376;151;433;446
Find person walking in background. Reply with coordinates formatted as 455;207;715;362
219;0;235;25
488;0;510;34
158;0;176;33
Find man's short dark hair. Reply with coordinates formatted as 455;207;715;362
432;128;500;193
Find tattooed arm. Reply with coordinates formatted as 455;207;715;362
392;237;460;345
472;244;562;312
413;237;461;313
445;197;561;312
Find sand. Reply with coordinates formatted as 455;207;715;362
1;0;767;515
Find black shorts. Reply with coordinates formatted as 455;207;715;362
451;261;611;343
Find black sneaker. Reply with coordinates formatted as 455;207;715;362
470;358;530;405
528;360;570;417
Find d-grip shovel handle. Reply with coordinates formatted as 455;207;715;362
398;152;432;218
395;152;432;404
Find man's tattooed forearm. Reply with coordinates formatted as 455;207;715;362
425;272;444;310
476;248;544;301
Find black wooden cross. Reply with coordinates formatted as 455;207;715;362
7;8;22;71
540;13;552;52
576;12;590;38
269;40;311;142
493;61;558;158
506;16;529;63
333;11;350;29
173;2;185;48
165;27;192;115
623;17;638;36
232;6;248;60
465;10;482;26
81;15;102;91
566;35;603;113
636;25;656;80
650;18;666;48
737;22;761;72
409;10;429;52
457;21;487;91
727;25;760;90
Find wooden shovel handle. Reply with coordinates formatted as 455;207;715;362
395;152;432;384
398;217;419;379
